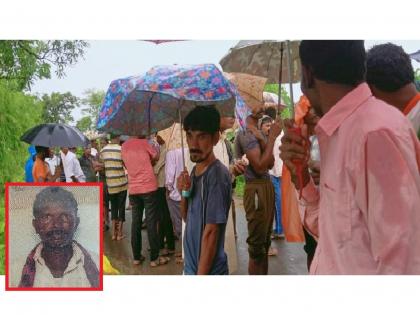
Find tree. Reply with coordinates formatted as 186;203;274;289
264;84;293;119
76;116;93;132
41;92;80;124
81;89;106;128
0;40;89;91
0;82;44;274
264;84;292;107
415;69;420;92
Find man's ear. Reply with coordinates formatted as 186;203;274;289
302;65;315;89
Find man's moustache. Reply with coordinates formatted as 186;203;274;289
189;149;202;154
46;229;68;238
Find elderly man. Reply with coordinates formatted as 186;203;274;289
19;187;99;288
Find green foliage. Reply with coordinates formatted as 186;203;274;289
0;195;4;275
264;84;292;107
41;92;80;124
0;40;89;90
234;175;245;197
0;82;43;274
76;116;93;132
415;69;420;92
0;82;43;187
82;89;106;122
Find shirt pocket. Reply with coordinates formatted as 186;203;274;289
322;181;352;244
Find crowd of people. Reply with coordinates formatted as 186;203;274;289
24;40;420;275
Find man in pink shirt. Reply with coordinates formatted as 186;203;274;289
280;40;420;274
121;135;169;267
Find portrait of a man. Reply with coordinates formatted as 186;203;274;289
6;185;102;289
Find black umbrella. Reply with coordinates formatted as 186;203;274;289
20;123;89;147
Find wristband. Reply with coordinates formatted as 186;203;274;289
181;189;191;198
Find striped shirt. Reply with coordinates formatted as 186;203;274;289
100;144;128;194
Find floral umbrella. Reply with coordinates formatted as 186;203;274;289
96;63;236;136
96;64;237;166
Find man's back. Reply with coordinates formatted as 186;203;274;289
235;129;269;181
121;138;157;195
100;144;128;194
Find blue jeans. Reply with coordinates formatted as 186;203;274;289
270;175;283;235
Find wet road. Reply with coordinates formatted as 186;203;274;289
104;196;308;275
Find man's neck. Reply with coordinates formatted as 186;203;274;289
319;83;358;116
377;84;418;112
195;153;216;176
41;243;74;278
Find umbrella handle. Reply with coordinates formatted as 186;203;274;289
278;42;284;116
286;40;295;118
178;106;186;170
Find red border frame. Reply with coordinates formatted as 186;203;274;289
4;182;104;291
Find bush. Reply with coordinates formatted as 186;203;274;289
0;82;42;274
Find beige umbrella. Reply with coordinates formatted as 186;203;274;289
220;40;300;117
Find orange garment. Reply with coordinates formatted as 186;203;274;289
281;95;310;242
32;157;48;182
403;93;420;116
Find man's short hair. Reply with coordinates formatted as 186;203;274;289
299;40;366;86
33;187;78;218
264;106;277;120
183;106;220;134
366;43;415;92
35;146;48;155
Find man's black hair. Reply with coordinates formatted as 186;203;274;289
299;40;366;86
33;187;78;218
183;106;220;134
264;106;277;120
366;43;415;92
35;146;48;155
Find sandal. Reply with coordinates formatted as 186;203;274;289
268;247;278;256
133;255;146;265
150;256;170;267
175;257;184;264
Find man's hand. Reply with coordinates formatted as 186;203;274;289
176;168;191;192
231;159;246;177
248;124;265;142
279;119;311;189
308;159;320;185
268;120;282;141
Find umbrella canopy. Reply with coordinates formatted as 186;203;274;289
143;40;185;45
409;50;420;63
220;40;301;84
20;123;89;148
96;64;236;136
224;72;267;129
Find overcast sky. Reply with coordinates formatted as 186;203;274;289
30;40;420;123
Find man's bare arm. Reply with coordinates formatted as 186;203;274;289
197;224;220;275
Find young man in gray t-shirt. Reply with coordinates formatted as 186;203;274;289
177;106;232;275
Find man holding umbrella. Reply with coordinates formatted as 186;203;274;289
177;106;232;275
33;146;62;183
281;40;420;274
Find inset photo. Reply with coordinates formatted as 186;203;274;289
5;183;103;290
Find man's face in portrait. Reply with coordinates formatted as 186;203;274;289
33;203;79;249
